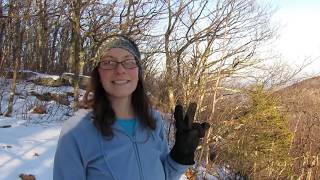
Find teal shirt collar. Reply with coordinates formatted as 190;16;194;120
115;118;137;136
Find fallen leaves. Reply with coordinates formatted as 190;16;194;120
19;173;36;180
185;168;197;180
29;106;46;114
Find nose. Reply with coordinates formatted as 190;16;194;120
114;63;126;74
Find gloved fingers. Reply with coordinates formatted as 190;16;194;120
199;122;210;138
185;102;197;129
201;122;210;131
174;104;185;130
192;122;209;138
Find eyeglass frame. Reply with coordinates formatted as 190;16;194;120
98;59;139;70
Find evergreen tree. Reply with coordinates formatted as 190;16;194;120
217;85;294;179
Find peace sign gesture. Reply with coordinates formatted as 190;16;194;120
170;102;210;165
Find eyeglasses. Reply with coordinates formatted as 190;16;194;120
98;59;138;70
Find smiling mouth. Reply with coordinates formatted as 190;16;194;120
112;80;130;85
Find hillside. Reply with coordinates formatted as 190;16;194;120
274;76;320;179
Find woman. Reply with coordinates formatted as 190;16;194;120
53;35;208;180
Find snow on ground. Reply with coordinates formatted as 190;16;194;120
0;73;75;180
0;72;220;180
0;113;219;180
0;117;61;180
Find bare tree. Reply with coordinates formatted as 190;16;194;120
35;0;49;72
4;0;26;116
155;1;277;177
0;0;6;70
69;0;82;111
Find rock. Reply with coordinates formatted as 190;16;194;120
0;125;12;128
27;73;90;89
7;71;38;81
49;93;70;106
30;91;51;101
30;91;70;106
61;73;90;90
31;77;64;87
2;145;12;148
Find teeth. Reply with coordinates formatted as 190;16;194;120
112;80;129;84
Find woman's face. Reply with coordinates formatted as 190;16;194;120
98;48;139;101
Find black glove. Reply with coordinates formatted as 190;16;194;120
170;102;210;165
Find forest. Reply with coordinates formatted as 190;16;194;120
0;0;319;179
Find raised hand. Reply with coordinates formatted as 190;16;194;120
170;102;209;165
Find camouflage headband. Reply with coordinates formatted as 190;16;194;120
106;36;140;60
94;36;143;76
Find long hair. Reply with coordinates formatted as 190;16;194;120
86;37;156;137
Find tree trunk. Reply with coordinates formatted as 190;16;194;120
164;0;175;112
49;25;59;74
70;0;81;111
0;0;6;71
36;0;49;73
59;27;70;73
5;1;23;117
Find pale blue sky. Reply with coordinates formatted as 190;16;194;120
271;0;320;75
278;0;320;9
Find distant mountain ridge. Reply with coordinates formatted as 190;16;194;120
280;76;320;92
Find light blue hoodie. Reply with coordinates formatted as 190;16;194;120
53;109;189;180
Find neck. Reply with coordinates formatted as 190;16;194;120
110;96;135;119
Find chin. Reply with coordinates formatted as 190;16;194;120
108;91;134;99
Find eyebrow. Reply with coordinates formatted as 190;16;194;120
101;55;135;59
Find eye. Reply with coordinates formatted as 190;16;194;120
123;59;138;68
99;60;117;70
101;60;113;65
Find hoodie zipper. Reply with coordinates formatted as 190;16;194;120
132;134;144;180
113;128;144;180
